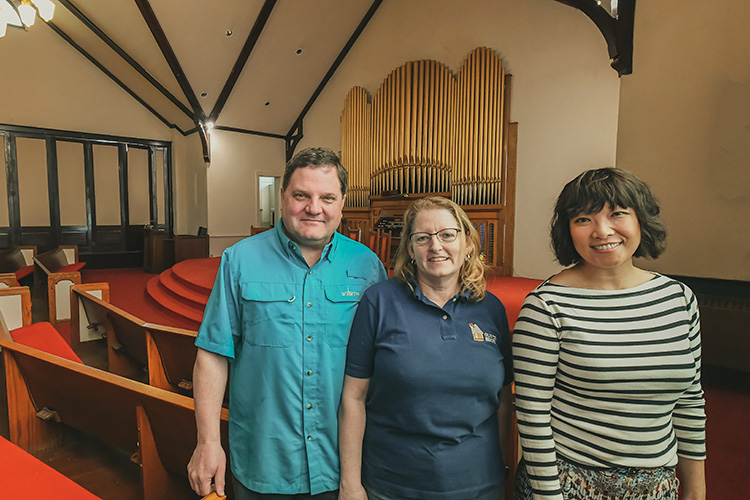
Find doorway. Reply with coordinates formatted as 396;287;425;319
258;175;280;228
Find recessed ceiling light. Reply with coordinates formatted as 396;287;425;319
265;102;270;106
200;92;208;98
226;29;233;37
296;48;303;55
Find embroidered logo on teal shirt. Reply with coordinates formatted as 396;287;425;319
341;287;360;297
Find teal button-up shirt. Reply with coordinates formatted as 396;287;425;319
196;221;386;494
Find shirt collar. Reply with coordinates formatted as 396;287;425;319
275;218;338;263
409;279;469;305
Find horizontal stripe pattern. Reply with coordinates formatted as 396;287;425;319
512;274;706;500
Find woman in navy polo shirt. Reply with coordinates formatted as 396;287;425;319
339;196;513;500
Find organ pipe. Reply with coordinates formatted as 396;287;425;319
340;47;508;207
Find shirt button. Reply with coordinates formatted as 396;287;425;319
307;435;313;441
307;404;313;409
308;270;313;275
307;370;313;376
452;298;457;302
442;315;448;320
307;302;312;307
307;336;313;342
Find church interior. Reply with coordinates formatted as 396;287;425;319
0;0;748;498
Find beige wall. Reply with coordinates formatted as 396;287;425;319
0;20;207;236
299;0;621;279
205;130;285;256
617;0;750;281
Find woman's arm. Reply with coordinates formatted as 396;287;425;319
339;375;371;500
512;293;564;500
678;457;706;500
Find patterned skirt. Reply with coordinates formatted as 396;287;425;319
515;458;679;500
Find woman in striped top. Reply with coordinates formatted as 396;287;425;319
513;168;706;500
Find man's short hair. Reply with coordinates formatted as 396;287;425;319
551;167;667;266
283;147;348;196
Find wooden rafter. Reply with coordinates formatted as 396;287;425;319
554;0;636;76
209;0;277;123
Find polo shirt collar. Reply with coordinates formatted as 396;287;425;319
409;279;469;306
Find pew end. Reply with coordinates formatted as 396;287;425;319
70;282;110;348
33;246;85;327
0;285;32;331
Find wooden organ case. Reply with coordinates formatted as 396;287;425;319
340;47;517;275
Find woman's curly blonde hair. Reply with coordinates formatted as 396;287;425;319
393;196;487;302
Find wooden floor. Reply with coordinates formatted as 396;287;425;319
0;296;144;500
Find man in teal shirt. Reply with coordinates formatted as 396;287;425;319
188;147;386;499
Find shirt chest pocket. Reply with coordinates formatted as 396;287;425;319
324;284;367;347
240;282;297;347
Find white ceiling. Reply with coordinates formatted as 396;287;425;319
43;0;380;138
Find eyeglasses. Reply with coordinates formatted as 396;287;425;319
409;228;462;246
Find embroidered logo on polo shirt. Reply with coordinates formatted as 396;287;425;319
469;323;496;344
341;287;360;297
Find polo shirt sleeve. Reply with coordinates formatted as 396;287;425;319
345;291;378;379
195;250;240;359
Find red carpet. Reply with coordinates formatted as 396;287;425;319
704;383;749;498
0;436;101;499
486;276;543;329
82;267;204;331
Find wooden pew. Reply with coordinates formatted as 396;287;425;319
0;285;32;331
0;314;233;500
71;284;200;396
33;245;85;326
0;272;20;288
0;245;37;285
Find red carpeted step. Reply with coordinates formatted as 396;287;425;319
146;275;205;324
159;268;209;307
171;257;220;294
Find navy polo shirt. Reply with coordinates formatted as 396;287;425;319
345;278;512;499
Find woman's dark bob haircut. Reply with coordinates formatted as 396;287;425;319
551;167;667;266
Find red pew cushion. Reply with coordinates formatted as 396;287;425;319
14;264;34;280
0;436;101;499
58;262;86;273
10;322;83;364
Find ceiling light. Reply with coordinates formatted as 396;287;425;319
30;0;53;21
0;0;55;38
17;1;35;27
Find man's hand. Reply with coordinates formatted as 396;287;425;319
188;441;227;497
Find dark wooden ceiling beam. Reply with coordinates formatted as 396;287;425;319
285;0;384;155
133;0;205;122
57;0;194;119
554;0;636;76
209;0;277;124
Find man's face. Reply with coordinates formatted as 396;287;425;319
280;165;345;251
